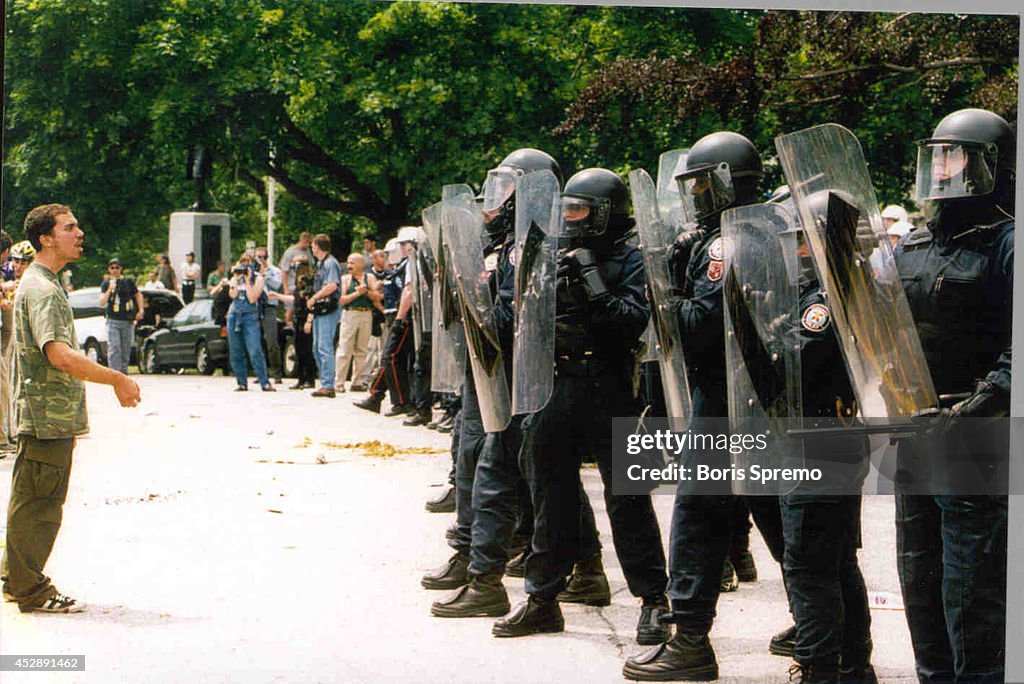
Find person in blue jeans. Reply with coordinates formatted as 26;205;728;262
226;258;274;392
307;234;342;398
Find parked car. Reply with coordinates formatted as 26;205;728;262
140;298;294;376
69;286;184;367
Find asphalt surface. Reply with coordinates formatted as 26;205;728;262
0;375;917;683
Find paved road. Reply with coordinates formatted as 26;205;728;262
0;375;916;683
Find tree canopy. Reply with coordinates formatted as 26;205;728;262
2;2;1016;283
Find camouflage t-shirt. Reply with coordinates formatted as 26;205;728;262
13;262;89;439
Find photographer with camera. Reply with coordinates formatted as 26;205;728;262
226;256;273;392
98;258;144;374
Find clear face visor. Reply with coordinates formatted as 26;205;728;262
914;140;997;201
557;195;610;238
482;167;519;215
675;162;735;221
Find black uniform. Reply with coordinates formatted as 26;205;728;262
893;217;1012;683
521;241;667;600
780;282;872;673
665;231;784;629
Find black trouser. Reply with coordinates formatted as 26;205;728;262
369;319;413;407
666;387;784;632
260;306;283;380
468;416;572;577
444;393;463;486
411;332;432;414
182;280;196;304
450;371;486;554
781;495;871;668
521;369;667;600
294;329;316;385
895;494;1007;682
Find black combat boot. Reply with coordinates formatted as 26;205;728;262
787;662;840;684
622;628;718;681
557;553;611;606
636;594;672;646
492;595;564;638
354;395;383;413
424;485;456;513
403;410;432;427
769;623;796;657
431;574;511;618
420;551;469;590
730;549;757;582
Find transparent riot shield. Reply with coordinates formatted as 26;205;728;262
722;203;804;495
656;148;693;231
512;170;559;415
423;203;465;393
629;168;692;430
776;124;937;419
441;185;512;432
407;228;434;352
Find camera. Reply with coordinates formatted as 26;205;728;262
232;264;254;277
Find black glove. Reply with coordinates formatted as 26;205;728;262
913;380;1007;437
558;248;609;302
392;317;409;334
670;229;706;282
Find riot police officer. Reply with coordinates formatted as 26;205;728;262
775;192;875;684
426;149;577;601
624;132;785;681
492;168;669;642
893;108;1013;683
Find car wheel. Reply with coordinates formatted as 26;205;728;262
282;338;297;378
84;340;105;366
196;342;215;375
143;344;162;375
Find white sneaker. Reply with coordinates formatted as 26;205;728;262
26;593;86;613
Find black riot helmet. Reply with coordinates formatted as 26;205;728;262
915;108;1015;206
675;132;763;223
482;148;563;238
559;168;633;240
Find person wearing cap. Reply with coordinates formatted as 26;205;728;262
881;204;910;231
178;251;201;304
99;258;144;374
886;219;914;248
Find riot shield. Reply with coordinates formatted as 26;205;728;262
721;203;804;495
656;148;694;230
422;203;465;393
407;228;434;352
512;170;559;414
628;167;692;430
441;185;512;432
776;124;937;420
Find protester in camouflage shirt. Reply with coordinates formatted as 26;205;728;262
1;204;141;615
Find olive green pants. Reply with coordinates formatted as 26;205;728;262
1;435;74;610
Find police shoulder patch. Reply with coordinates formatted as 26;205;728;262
508;246;518;267
801;303;831;332
707;259;724;282
484;253;499;272
707;237;724;261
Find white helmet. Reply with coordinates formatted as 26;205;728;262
886;219;913;238
881;205;909;224
396;226;422;243
384;238;403;265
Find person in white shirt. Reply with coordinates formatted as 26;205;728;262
178;251;202;304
